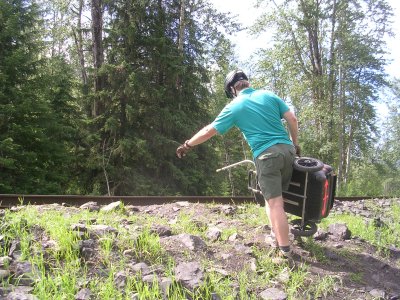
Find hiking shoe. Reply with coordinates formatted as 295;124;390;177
272;249;296;267
279;249;293;259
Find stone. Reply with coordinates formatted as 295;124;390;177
9;261;41;286
328;223;351;240
0;256;12;267
176;234;207;251
114;271;127;290
259;287;287;300
369;289;385;299
101;201;122;212
206;227;222;242
0;269;10;280
314;228;328;241
160;277;173;296
75;288;92;300
88;224;117;237
150;225;173;237
129;262;151;276
79;202;100;212
142;274;159;285
175;261;204;290
5;292;39;300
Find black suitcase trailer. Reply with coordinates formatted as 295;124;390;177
217;157;337;237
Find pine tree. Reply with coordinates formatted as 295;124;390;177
0;0;80;193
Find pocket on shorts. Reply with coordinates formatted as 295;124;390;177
288;145;296;160
288;145;296;156
258;152;281;160
256;152;283;171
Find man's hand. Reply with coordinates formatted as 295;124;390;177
294;144;301;156
176;140;192;158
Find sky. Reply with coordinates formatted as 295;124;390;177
210;0;399;118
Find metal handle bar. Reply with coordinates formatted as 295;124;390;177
216;159;255;172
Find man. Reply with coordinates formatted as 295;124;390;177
176;70;300;259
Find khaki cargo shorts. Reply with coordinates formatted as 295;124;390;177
255;143;296;201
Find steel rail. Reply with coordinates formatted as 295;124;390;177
0;194;392;209
0;194;255;208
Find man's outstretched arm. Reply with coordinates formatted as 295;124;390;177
176;124;217;158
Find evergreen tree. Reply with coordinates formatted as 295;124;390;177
78;0;240;195
0;0;80;193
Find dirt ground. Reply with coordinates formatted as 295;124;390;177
137;199;400;299
4;198;400;299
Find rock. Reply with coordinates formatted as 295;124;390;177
75;288;92;300
248;258;257;272
175;201;190;207
79;202;100;212
160;277;173;295
130;293;139;300
78;239;96;259
234;244;252;255
175;261;204;290
259;287;287;300
100;201;122;212
206;227;222;242
0;269;10;280
314;228;328;241
8;239;21;258
228;232;243;241
71;223;88;232
328;223;351;240
175;234;207;251
150;225;173;237
5;292;39;300
13;286;35;294
324;249;339;260
211;292;222;300
276;267;290;283
114;271;127;290
210;267;229;277
9;261;41;286
129;262;151;276
220;205;236;216
0;256;12;267
88;225;117;237
142;274;159;285
388;245;400;259
369;288;385;299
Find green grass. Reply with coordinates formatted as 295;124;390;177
1;200;398;299
321;201;400;253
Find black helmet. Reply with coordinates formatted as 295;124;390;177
224;70;248;98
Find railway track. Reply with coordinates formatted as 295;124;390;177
0;194;390;209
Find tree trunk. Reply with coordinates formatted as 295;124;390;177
176;0;185;90
343;123;353;185
328;0;337;160
178;0;185;53
91;0;104;116
72;0;88;89
337;59;345;191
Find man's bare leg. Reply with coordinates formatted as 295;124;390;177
266;195;289;247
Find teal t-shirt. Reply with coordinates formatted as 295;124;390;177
211;88;293;159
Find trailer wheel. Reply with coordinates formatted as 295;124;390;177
294;157;324;172
290;219;318;237
253;191;265;207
